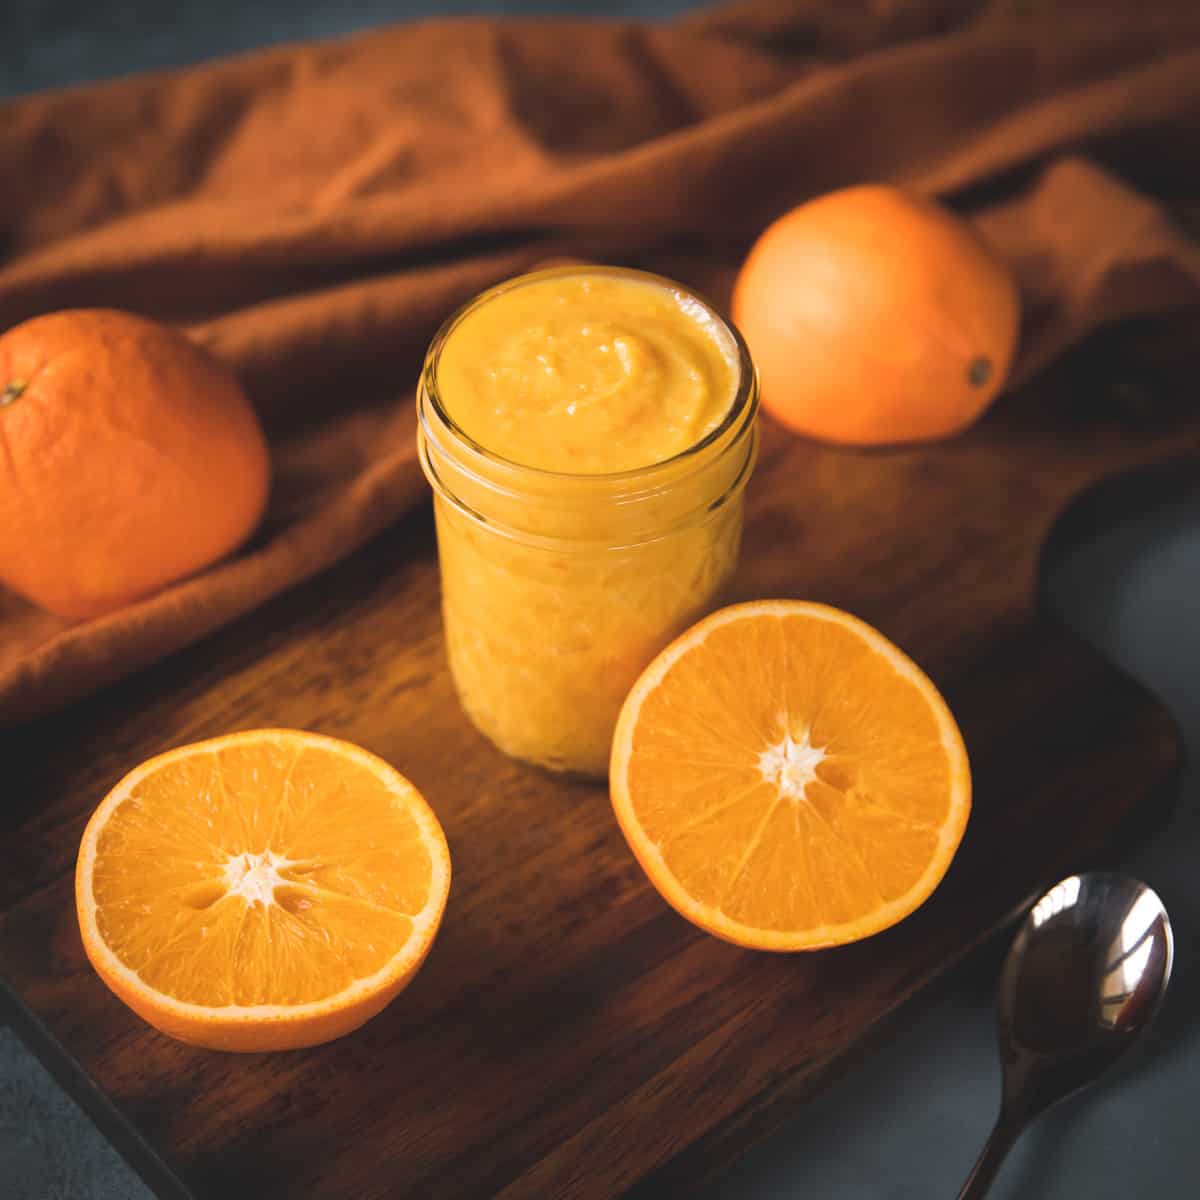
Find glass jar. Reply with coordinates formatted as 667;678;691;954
417;267;758;777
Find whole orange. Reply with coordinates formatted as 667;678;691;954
731;184;1021;446
0;309;270;619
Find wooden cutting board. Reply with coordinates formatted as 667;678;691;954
2;353;1196;1200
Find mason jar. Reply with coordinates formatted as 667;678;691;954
417;267;758;777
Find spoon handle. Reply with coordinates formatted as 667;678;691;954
956;1116;1020;1200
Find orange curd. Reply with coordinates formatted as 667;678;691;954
418;267;758;775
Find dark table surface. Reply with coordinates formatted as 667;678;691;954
3;3;1199;1199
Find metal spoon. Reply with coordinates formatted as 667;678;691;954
957;872;1173;1199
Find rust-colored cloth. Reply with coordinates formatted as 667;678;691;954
1;0;1199;726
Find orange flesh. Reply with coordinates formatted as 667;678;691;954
85;734;441;1011
612;603;969;947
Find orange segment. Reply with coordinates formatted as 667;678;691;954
610;601;970;950
76;729;451;1050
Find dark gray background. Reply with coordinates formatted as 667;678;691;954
3;3;1198;1198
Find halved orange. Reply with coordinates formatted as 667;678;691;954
76;729;451;1051
610;601;970;950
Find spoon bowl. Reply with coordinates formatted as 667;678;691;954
957;872;1173;1199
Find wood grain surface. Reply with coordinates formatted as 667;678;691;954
2;346;1197;1200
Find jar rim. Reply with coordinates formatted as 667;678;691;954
420;264;758;486
421;423;758;553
